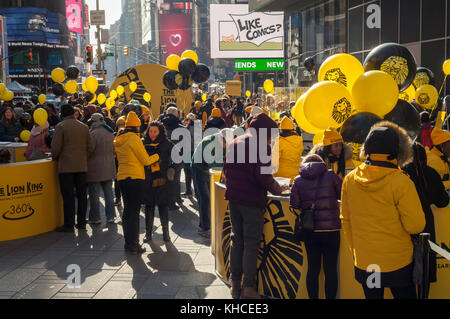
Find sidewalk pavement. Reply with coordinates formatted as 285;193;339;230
0;178;232;299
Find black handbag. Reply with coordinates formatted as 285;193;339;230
291;173;324;242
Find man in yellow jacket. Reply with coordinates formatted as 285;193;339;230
114;111;159;254
272;116;304;184
427;127;450;190
340;122;425;299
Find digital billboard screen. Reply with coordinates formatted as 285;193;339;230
66;0;83;34
0;7;61;44
159;13;192;61
210;4;284;59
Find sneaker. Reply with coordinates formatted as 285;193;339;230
107;218;116;224
75;223;86;230
125;246;146;255
87;220;101;224
55;226;74;233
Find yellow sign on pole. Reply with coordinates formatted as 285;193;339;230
225;80;242;97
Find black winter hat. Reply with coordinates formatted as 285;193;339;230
364;126;399;158
60;104;75;118
420;111;430;124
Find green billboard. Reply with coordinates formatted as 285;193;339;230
235;59;285;71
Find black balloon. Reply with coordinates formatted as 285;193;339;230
192;64;210;83
123;103;142;118
84;91;94;103
341;112;382;144
413;67;435;89
163;70;179;90
66;65;80;79
384;99;421;140
52;83;65;96
31;95;39;105
303;57;315;72
178;58;197;77
364;43;417;92
20;112;33;131
179;76;193;90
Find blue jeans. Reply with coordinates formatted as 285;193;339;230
192;167;210;230
88;180;116;221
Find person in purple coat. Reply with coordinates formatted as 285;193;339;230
290;154;342;299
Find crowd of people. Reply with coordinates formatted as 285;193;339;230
1;89;449;300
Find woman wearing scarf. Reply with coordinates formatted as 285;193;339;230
142;120;175;242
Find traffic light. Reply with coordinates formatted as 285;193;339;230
86;45;93;63
27;50;33;63
123;46;129;56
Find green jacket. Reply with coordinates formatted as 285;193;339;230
191;133;225;175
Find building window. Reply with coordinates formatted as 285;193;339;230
400;0;420;44
349;6;363;52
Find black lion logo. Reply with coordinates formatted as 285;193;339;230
380;56;409;86
418;93;430;105
332;97;352;124
324;68;348;87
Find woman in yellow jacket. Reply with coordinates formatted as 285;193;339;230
309;127;354;179
114;111;159;254
272;116;303;184
427;127;450;190
340;122;425;299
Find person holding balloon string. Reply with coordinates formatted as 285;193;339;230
309;127;354;180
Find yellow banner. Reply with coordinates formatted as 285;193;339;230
225;80;242;97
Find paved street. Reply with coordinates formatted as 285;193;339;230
0;176;231;299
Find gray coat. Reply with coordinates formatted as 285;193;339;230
87;123;116;183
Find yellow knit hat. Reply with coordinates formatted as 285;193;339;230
116;116;126;126
431;127;450;146
280;116;295;130
125;111;141;127
323;127;343;146
141;105;149;115
211;108;222;118
194;101;202;108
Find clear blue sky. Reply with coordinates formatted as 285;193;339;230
85;0;122;49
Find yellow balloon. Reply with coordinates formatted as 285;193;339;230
4;90;14;101
202;94;207;102
0;83;5;96
304;81;354;130
181;50;198;64
51;68;66;83
290;105;296;118
89;94;96;104
399;84;415;102
97;93;106;105
129;81;137;93
64;80;78;94
86;76;98;94
264;79;274;93
246;90;251;98
293;95;323;134
38;94;46;105
443;59;450;75
313;131;325;146
166;54;181;71
110;90;118;100
116;85;124;96
318;53;364;92
415;84;438;110
352;71;399;117
82;82;88;92
105;98;115;110
33;108;48;127
20;130;31;142
143;92;151;103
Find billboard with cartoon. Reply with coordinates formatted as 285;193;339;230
210;4;284;59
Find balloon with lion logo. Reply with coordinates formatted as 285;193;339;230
413;67;434;89
341;112;382;144
352;71;399;117
415;84;438;110
318;53;364;92
293;95;322;134
363;43;417;92
303;81;354;130
399;84;415;103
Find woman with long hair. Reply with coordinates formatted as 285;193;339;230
142;121;176;242
309;127;354;179
0;106;22;142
